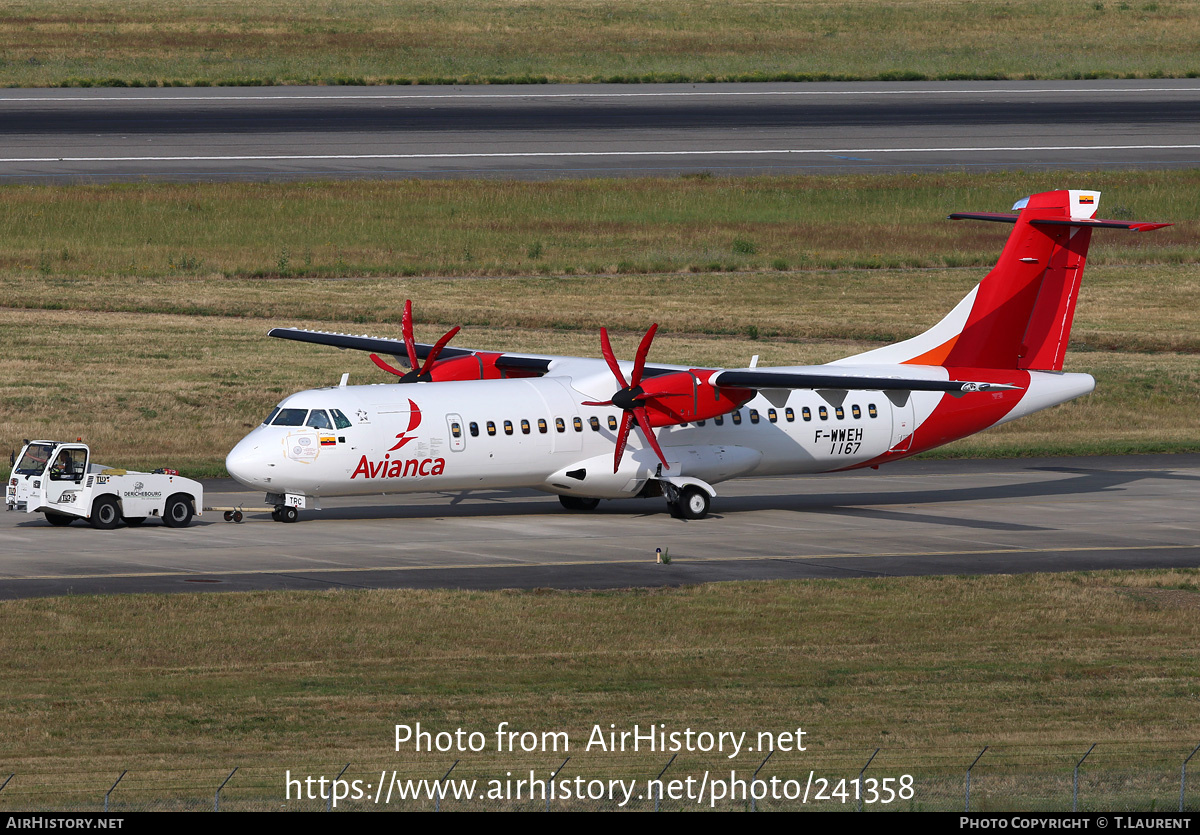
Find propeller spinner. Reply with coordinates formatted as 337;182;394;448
369;300;461;383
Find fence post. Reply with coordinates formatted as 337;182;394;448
547;758;569;811
104;771;127;813
435;760;459;812
327;764;350;812
750;750;774;812
1073;744;1096;813
653;754;677;812
965;747;988;812
856;748;880;813
214;767;237;812
1181;743;1200;813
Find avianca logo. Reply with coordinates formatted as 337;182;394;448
389;399;422;451
352;399;446;479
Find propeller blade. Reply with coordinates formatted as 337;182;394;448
369;353;407;377
581;400;613;407
598;328;629;390
419;325;462;375
631;323;658;388
612;411;634;473
401;299;420;370
633;406;670;470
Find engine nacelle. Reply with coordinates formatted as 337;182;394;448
640;370;755;427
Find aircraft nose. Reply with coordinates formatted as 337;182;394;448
225;434;268;489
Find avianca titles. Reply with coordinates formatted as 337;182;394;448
225;190;1169;522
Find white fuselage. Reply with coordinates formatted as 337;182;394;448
224;362;1094;504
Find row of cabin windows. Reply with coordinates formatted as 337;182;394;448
451;403;881;440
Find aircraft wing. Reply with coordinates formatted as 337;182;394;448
268;327;558;375
709;367;1021;394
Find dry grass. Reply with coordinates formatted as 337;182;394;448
3;173;1196;280
1;0;1198;86
0;571;1197;804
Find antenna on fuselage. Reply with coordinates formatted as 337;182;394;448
339;373;349;387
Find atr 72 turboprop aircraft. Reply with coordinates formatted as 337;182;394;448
225;190;1168;522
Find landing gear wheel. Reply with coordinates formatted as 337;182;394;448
232;510;244;523
223;511;234;522
274;505;299;523
162;494;194;528
558;495;600;511
89;496;121;530
45;512;74;526
123;517;146;527
673;486;710;520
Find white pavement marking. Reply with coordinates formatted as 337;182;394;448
3;144;1200;164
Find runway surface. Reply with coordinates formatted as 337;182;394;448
2;80;1200;181
2;454;1197;598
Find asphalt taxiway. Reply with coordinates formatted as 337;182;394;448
1;454;1196;598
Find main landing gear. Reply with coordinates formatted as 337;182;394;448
666;485;710;520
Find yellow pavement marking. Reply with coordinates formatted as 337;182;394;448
2;544;1195;582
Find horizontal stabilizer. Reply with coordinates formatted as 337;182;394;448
949;211;1171;232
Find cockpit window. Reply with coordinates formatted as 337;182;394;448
306;410;333;430
15;442;56;476
330;409;352;430
263;408;280;426
271;408;309;426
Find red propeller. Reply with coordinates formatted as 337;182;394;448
582;324;685;473
370;300;461;383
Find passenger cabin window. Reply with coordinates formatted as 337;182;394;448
487;421;497;436
306;410;333;430
852;405;862;419
749;409;760;424
555;417;566;433
451;422;462;438
802;407;812;422
504;420;514;435
330;409;353;429
697;419;705;426
588;417;600;431
521;419;531;435
538;419;548;434
714;415;724;426
819;406;828;421
835;406;845;420
869;404;878;418
573;417;583;432
469;422;479;437
272;408;309;427
732;411;742;425
768;408;777;423
607;416;618;430
785;407;795;422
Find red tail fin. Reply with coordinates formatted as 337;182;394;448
838;190;1169;371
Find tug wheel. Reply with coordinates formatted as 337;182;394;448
162;494;194;528
89;496;121;530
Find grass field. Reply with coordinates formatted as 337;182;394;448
0;571;1197;809
0;171;1196;473
1;0;1198;87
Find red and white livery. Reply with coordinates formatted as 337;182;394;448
226;190;1168;521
